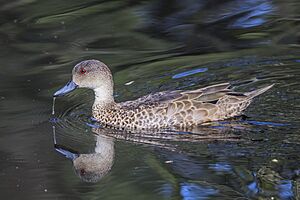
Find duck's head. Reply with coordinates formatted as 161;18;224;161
53;60;114;102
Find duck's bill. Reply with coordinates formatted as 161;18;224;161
54;144;79;161
53;80;78;97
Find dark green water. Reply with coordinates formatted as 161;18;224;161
0;0;300;199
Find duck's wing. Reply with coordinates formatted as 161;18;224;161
179;82;232;102
121;82;273;109
119;90;183;109
120;82;232;109
166;83;274;123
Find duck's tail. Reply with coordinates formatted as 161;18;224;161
245;84;275;99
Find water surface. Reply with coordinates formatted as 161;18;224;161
0;0;300;199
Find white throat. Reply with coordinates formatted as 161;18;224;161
93;86;114;106
95;135;114;158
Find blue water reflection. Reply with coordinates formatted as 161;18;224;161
278;180;294;200
180;183;218;200
231;1;273;28
172;68;208;79
209;163;232;173
248;181;259;194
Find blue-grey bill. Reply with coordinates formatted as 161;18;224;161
53;80;78;97
54;144;79;161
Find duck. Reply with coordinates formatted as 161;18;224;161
54;130;114;183
53;59;274;130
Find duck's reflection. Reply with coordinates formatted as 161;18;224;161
73;135;114;183
52;123;240;183
52;123;300;199
53;127;114;183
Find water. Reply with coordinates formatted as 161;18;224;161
0;0;300;199
52;97;56;115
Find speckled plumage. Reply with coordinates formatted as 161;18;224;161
92;82;273;130
54;59;274;130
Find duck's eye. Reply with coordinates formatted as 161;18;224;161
80;168;86;175
80;68;86;74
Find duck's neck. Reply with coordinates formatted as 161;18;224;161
93;87;115;108
95;135;114;159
